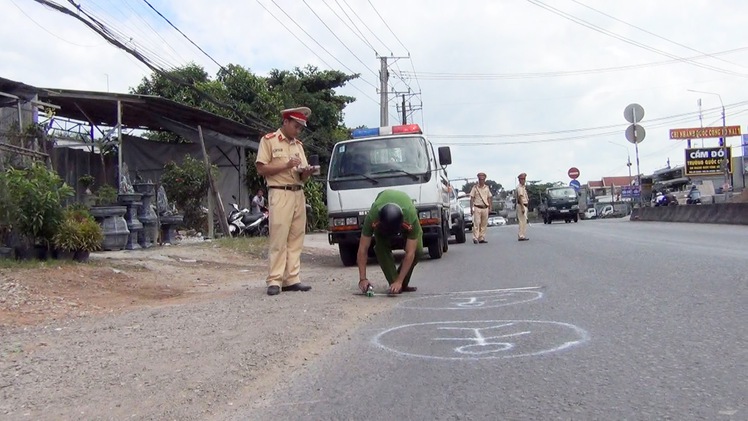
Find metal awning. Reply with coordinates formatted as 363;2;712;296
1;77;262;150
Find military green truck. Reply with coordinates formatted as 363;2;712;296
538;186;580;224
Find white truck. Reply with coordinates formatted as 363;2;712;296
326;124;460;266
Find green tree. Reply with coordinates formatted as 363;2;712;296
461;179;503;196
131;63;360;229
509;180;563;211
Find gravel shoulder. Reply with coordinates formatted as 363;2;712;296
0;233;396;420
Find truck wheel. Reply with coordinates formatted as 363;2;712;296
338;243;357;267
565;219;570;223
428;237;443;259
455;220;466;244
573;215;578;223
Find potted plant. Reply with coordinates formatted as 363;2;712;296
95;184;118;206
78;174;96;207
4;163;73;259
53;207;103;262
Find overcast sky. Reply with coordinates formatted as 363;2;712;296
2;0;747;190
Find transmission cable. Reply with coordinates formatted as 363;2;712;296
526;0;748;78
301;0;379;80
570;0;747;69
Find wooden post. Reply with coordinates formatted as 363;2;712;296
198;125;230;237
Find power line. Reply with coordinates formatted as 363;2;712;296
301;0;378;80
253;1;379;109
341;0;392;54
263;0;378;90
366;0;408;53
400;46;748;80
320;0;375;52
33;0;274;133
122;0;187;66
525;0;748;78
332;0;377;52
430;103;748;145
140;0;224;70
9;0;101;47
570;0;747;69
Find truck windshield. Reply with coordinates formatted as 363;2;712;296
548;188;577;199
329;136;430;181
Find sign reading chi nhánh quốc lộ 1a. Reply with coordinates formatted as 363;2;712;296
669;125;741;139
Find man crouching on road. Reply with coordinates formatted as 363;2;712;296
357;189;423;295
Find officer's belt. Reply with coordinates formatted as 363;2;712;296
474;204;488;209
269;185;303;191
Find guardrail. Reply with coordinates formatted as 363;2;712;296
630;203;748;225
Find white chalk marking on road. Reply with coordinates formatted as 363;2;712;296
397;288;543;310
373;320;589;360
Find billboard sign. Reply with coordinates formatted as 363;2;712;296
670;125;741;140
621;185;640;199
684;147;732;175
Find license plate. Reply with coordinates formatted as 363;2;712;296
560;209;569;213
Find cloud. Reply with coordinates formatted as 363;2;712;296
1;0;746;188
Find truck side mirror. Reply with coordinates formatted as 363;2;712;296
438;147;452;166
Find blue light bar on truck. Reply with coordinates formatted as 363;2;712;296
351;124;422;138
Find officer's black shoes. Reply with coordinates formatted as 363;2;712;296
473;239;478;244
267;285;281;296
518;237;530;241
479;240;488;244
281;283;312;292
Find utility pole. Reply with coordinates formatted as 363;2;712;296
379;56;389;127
401;94;406;124
378;54;412;127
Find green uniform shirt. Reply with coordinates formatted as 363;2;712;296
362;189;422;242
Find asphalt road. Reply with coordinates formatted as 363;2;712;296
243;218;747;420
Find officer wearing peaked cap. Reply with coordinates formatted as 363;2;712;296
281;107;311;126
516;172;530;241
469;172;492;244
255;106;316;296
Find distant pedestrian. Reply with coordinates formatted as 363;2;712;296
516;172;530;241
469;172;492;244
250;188;265;214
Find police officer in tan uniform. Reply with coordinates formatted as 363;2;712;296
469;172;492;244
516;172;530;241
256;107;316;295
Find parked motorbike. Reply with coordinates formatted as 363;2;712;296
227;196;269;237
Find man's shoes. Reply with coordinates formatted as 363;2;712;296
267;285;280;296
473;239;478;244
281;283;312;292
518;237;529;241
479;240;487;244
401;286;417;292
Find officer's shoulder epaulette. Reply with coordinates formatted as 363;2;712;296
263;132;277;139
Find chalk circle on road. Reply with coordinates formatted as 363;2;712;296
373;320;589;360
396;287;543;310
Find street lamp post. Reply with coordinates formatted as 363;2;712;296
608;141;633;201
687;89;730;190
608;141;632;180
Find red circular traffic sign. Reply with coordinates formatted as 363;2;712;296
568;167;580;179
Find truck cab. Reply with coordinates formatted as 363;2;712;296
326;124;454;266
539;186;580;224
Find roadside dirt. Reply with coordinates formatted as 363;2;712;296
0;233;397;420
